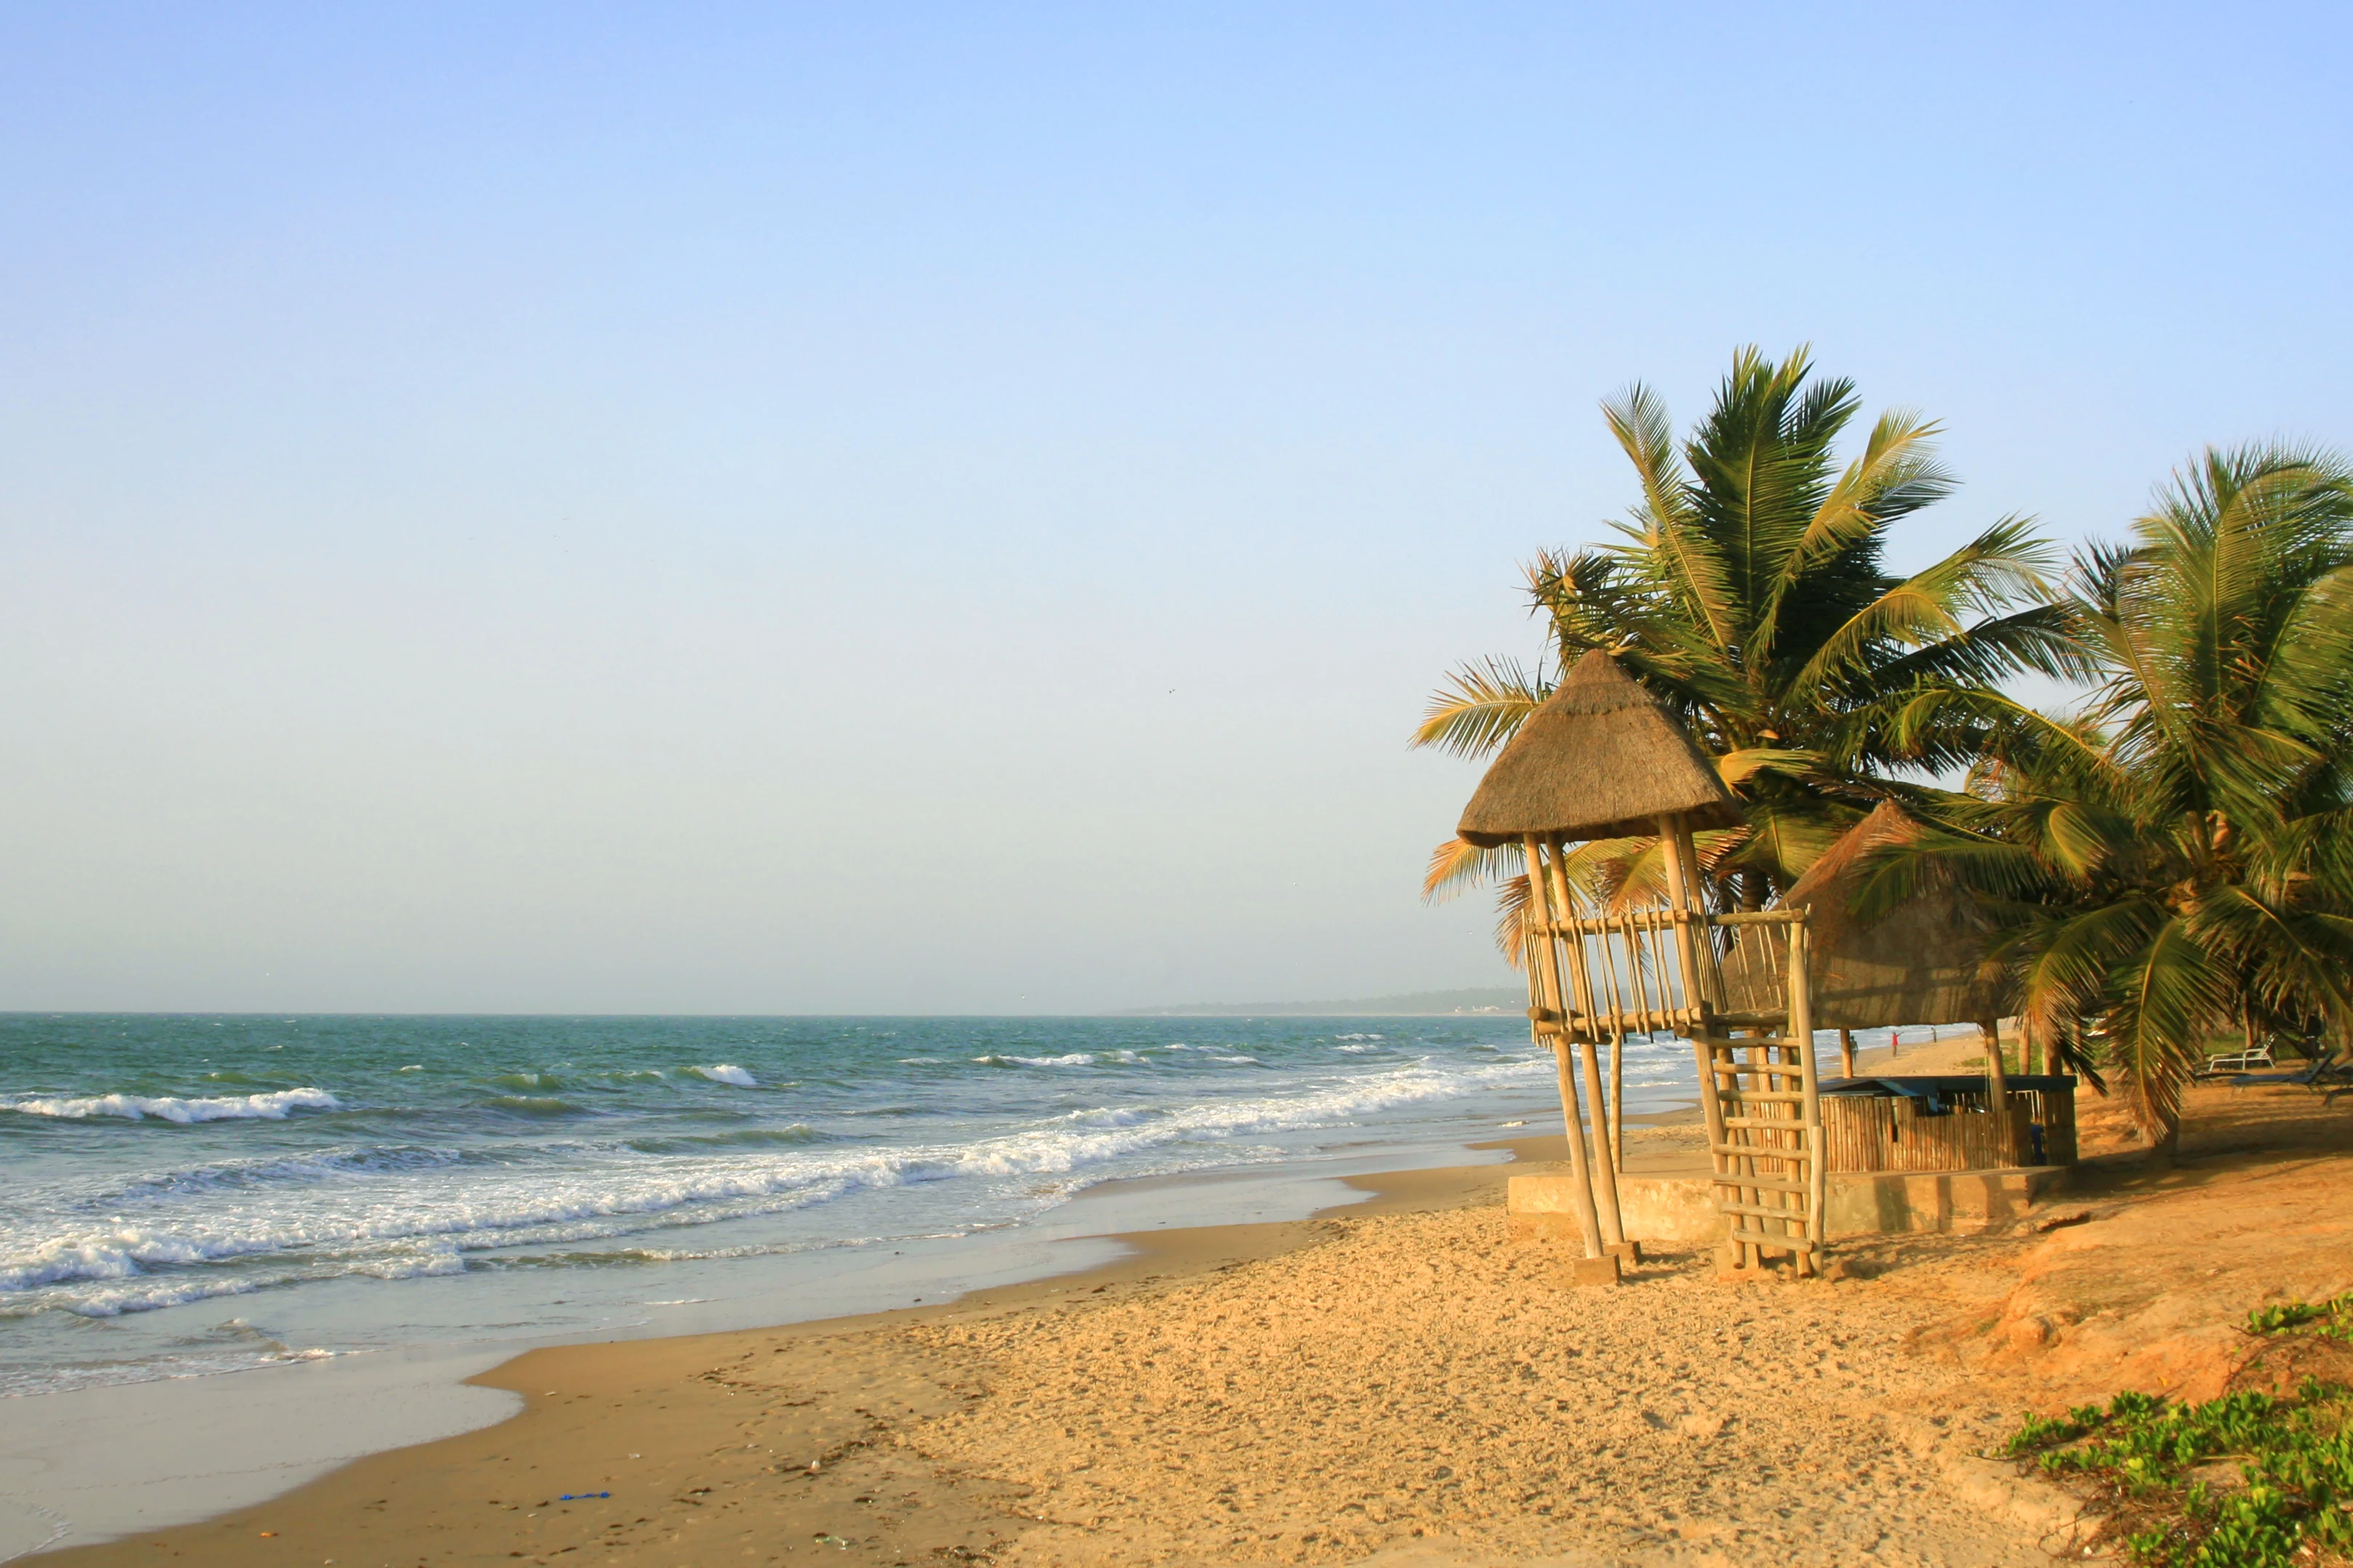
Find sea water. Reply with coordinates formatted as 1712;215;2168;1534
0;1013;1715;1400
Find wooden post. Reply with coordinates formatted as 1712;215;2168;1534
1980;1016;2011;1165
1603;911;1663;1170
1609;1028;1627;1171
1838;1027;1857;1079
1659;813;1739;1265
1544;837;1626;1252
1655;813;1707;1023
1523;836;1604;1260
1790;917;1824;1272
1578;1032;1627;1250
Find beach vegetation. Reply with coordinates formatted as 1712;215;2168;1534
1420;347;2353;1148
2001;1298;2353;1567
1861;443;2353;1145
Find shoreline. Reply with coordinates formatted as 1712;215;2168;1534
29;1109;2051;1568
28;1073;2351;1566
6;1036;1971;1563
4;1124;1595;1562
3;1033;1975;1562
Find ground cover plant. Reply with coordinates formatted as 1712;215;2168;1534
2003;1295;2353;1566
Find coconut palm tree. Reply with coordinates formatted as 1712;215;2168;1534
1861;443;2353;1148
1417;346;2080;941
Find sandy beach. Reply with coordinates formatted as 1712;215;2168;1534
34;1063;2353;1568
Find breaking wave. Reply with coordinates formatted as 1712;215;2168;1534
0;1057;1547;1306
5;1088;340;1124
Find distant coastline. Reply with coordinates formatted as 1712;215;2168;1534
1119;987;1523;1017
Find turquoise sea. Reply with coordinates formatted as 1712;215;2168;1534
0;1013;1713;1399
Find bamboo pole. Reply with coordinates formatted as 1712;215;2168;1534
1591;912;1632;1167
1611;911;1660;1170
1547;837;1624;1250
1791;917;1824;1271
1578;1029;1626;1247
1609;1028;1627;1170
1655;813;1707;1020
1523;835;1603;1259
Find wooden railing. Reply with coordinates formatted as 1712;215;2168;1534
1524;906;1805;1045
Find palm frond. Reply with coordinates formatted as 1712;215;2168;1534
1421;836;1515;904
1491;873;1532;968
1787;515;2061;699
1411;657;1549;759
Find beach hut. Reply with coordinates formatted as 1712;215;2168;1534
1459;651;1827;1278
1723;800;2037;1159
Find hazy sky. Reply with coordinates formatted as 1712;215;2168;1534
4;4;2348;1013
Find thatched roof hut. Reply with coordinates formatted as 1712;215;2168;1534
1728;800;2015;1028
1456;651;1739;847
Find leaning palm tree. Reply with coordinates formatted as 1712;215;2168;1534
1418;346;2080;944
1866;443;2353;1149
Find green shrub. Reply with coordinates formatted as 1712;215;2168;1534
2244;1292;2353;1342
2001;1300;2353;1566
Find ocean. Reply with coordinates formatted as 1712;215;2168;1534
0;1012;1728;1401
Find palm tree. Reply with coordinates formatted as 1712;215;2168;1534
1417;346;2078;942
1864;443;2353;1149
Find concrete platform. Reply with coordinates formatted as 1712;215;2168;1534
1507;1165;2072;1245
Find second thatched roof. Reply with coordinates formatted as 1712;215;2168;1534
1456;651;1739;848
1723;800;2016;1029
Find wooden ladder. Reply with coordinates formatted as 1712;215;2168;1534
1694;1031;1826;1274
1688;912;1825;1276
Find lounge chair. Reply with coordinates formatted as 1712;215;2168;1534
2228;1051;2353;1101
2199;1042;2275;1077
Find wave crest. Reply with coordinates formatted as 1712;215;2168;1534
5;1088;340;1125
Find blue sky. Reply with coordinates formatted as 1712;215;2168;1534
3;4;2347;1012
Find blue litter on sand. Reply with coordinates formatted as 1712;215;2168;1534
558;1492;611;1500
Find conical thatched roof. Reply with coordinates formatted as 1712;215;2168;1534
1456;651;1739;848
1725;800;2016;1028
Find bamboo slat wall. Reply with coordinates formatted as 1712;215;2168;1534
1820;1084;2077;1173
1526;906;1808;1044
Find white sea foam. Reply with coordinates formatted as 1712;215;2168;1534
1;1056;1552;1306
52;1273;265;1318
5;1087;340;1124
688;1064;757;1087
353;1247;465;1281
